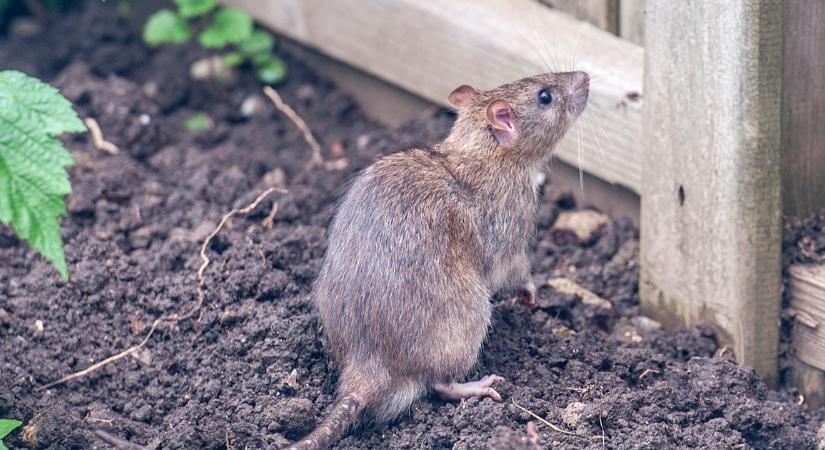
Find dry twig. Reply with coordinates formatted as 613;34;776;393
84;117;120;155
93;430;147;450
511;401;578;437
39;187;284;390
262;86;347;173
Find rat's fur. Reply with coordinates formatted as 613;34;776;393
286;71;589;450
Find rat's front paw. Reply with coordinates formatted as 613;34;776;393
514;280;536;307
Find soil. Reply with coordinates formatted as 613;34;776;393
0;3;823;449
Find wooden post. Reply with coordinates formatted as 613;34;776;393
543;0;619;33
619;0;645;45
640;0;783;384
783;0;825;217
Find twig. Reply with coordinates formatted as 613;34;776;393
262;86;347;173
511;401;577;437
84;117;120;155
638;368;658;380
263;86;322;169
39;187;285;390
93;430;147;450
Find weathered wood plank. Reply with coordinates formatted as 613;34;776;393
224;0;645;194
640;0;783;384
783;0;825;217
789;264;825;372
540;0;619;33
619;0;645;45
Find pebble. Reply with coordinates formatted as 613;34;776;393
546;278;612;310
190;56;233;81
562;401;586;428
240;95;266;117
550;209;611;243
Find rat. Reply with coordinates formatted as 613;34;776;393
286;70;589;450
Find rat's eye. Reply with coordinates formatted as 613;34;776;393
538;89;553;106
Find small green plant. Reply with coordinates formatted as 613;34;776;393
0;70;86;280
185;112;212;132
143;0;287;84
0;419;22;450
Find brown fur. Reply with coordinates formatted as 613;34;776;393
285;71;589;450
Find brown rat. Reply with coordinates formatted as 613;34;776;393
286;71;589;450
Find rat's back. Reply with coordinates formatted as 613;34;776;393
312;148;490;393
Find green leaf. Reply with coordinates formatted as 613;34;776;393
0;71;86;280
222;51;245;68
256;57;287;85
143;9;192;46
198;7;253;49
185;112;212;132
237;30;274;56
174;0;216;18
0;419;22;440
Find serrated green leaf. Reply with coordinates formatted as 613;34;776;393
0;71;85;280
0;71;84;137
174;0;216;18
237;30;274;56
222;51;245;68
0;419;22;440
198;7;253;49
143;9;192;46
257;57;287;84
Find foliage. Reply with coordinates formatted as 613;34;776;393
143;9;191;46
0;70;85;280
143;1;287;84
0;419;22;450
185;112;211;132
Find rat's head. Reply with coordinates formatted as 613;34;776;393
446;71;589;161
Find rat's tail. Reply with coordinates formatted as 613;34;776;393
283;390;366;450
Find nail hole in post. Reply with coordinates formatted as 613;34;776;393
677;185;685;206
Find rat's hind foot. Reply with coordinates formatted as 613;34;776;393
434;375;505;402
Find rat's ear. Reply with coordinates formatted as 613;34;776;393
486;100;517;144
448;85;479;109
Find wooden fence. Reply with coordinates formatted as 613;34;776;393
225;0;825;391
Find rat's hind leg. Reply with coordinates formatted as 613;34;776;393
434;375;505;402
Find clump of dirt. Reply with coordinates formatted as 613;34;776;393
0;2;822;449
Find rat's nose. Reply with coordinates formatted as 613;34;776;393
571;71;590;91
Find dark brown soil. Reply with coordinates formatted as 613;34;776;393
0;3;822;449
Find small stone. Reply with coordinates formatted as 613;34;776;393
551;325;577;337
142;81;158;98
33;320;44;334
562;401;586;428
190;56;233;81
550;210;611;244
284;369;300;391
356;134;370;151
240;95;266;117
546;278;612;309
139;114;151;125
0;308;10;325
631;315;662;332
817;423;825;450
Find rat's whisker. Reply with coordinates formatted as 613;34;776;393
576;119;585;198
